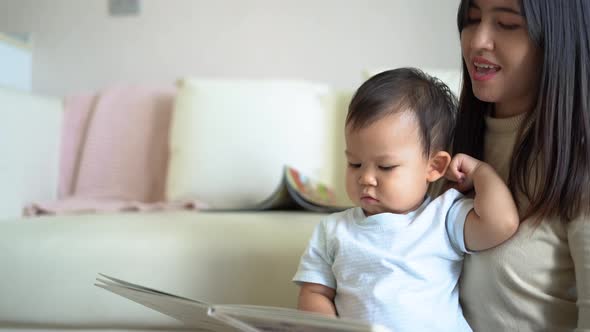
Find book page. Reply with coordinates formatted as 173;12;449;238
285;166;350;213
209;305;392;332
98;273;202;302
96;275;236;331
249;177;298;210
96;274;390;332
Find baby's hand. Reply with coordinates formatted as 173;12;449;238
445;153;482;193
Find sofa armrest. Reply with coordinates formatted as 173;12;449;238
0;87;63;220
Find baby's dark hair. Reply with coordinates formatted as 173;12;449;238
346;67;458;156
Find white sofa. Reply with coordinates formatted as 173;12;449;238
0;85;346;331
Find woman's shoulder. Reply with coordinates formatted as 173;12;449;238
566;215;590;241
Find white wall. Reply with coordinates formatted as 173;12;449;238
0;37;32;91
0;0;461;96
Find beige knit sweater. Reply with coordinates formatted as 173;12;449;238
459;113;590;331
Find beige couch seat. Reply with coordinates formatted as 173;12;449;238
0;211;321;331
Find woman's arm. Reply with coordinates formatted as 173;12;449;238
297;282;337;316
446;153;520;251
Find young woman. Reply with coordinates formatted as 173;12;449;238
454;0;590;330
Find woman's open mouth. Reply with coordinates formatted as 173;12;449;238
472;56;501;81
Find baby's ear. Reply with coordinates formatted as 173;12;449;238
426;151;451;182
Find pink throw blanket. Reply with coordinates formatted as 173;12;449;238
24;198;207;217
25;84;205;217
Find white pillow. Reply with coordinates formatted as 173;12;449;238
363;67;463;97
166;79;336;209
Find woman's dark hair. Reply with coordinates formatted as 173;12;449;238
347;67;458;157
454;0;590;222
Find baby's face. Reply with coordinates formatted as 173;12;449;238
345;112;432;216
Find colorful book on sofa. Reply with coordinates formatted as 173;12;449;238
250;165;349;213
95;274;391;332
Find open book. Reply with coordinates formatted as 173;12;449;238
250;166;350;213
95;274;391;332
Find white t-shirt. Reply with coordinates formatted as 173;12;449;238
293;189;474;332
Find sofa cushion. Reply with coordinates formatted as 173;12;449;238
166;79;337;209
72;85;176;202
0;211;321;328
0;87;62;220
59;93;97;198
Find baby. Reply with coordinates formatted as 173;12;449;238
293;68;519;332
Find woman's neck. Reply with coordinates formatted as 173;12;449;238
492;102;533;118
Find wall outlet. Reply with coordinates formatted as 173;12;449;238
108;0;140;16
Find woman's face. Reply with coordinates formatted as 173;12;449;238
460;0;542;117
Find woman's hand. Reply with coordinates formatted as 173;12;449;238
445;153;483;193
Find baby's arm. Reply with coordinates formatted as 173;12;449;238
446;153;519;251
298;282;337;316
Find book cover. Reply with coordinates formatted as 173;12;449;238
252;166;350;213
